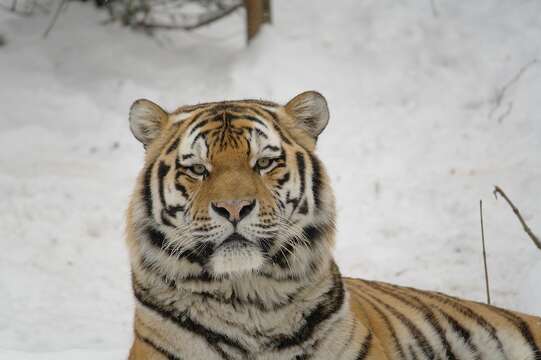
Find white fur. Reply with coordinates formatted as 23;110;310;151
209;242;264;275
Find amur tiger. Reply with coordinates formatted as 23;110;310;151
125;91;541;359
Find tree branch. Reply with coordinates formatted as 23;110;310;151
135;3;242;31
493;185;541;250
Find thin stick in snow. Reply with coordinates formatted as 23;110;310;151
43;0;68;38
496;102;513;124
493;186;541;250
488;59;539;119
479;200;491;305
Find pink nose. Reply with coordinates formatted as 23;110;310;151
211;199;256;223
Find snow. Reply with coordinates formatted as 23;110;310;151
1;0;540;357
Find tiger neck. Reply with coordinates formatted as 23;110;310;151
132;247;340;314
131;255;346;351
129;210;352;356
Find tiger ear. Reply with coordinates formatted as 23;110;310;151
129;99;169;146
285;91;329;140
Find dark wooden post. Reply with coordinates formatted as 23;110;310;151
244;0;271;44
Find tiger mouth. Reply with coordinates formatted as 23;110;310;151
217;233;254;250
210;232;264;274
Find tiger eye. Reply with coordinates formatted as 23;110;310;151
256;158;272;170
191;164;207;175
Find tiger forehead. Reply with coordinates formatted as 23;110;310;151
174;106;283;160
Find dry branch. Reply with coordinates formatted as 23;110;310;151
43;0;68;38
493;185;541;250
488;59;539;120
134;2;242;31
479;200;491;305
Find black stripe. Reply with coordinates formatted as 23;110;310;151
144;227;213;266
174;181;188;198
133;284;247;359
166;138;180;154
439;310;481;360
370;282;457;360
347;287;406;359
146;226;167;249
253;128;269;139
409;345;420;360
183;109;210;132
295;152;306;214
361;287;436;359
259;237;274;253
230;114;269;129
273;262;344;349
276;172;290;188
308;153;322;211
250;107;293;145
160;209;175;227
165;204;185;217
489;306;541;359
142;160;156;217
303;225;321;242
263;145;280;152
134;330;182;360
270;224;327;268
189;118;211;135
355;332;372;360
157;161;170;208
412;288;507;355
298;200;309;214
270;239;295;269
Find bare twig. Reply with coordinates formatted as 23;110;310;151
11;0;17;11
43;0;68;38
479;200;491;305
488;59;539;119
496;102;513;123
493;186;541;250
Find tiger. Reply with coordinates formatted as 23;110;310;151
125;91;541;359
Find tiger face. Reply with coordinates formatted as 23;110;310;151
128;91;335;278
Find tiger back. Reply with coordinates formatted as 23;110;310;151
125;91;541;359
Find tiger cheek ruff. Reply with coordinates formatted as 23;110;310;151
125;92;541;360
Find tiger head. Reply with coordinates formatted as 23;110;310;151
128;91;335;279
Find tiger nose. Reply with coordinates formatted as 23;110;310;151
211;199;256;224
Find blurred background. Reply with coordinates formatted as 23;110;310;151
0;0;540;358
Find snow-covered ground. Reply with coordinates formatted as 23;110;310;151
1;0;540;357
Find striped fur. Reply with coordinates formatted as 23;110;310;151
126;92;541;359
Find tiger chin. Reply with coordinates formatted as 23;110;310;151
125;91;541;360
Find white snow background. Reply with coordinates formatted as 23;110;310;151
1;0;540;358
